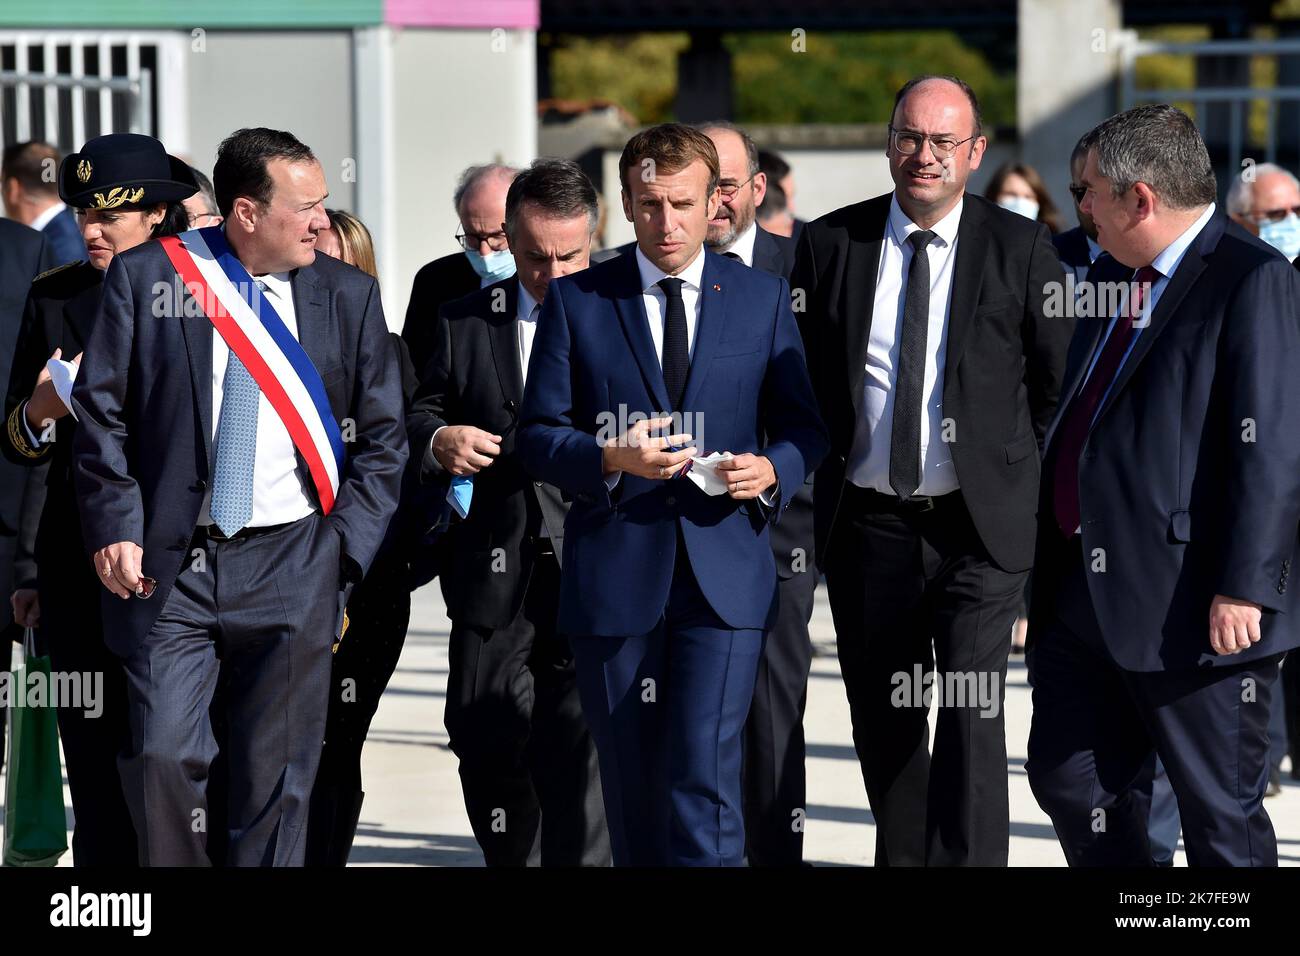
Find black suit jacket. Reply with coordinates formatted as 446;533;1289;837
71;242;408;654
0;219;51;535
792;192;1073;573
406;278;567;630
2;261;100;592
1052;225;1093;274
1031;215;1300;671
401;251;480;377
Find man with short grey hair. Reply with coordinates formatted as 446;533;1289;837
1026;104;1300;867
407;158;610;866
402;162;519;375
1225;161;1300;261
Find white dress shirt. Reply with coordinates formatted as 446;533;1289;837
197;272;315;528
517;281;541;386
719;221;759;267
31;203;66;233
848;194;962;496
635;243;705;363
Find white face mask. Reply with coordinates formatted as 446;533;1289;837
998;194;1040;221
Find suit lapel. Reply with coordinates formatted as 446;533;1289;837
486;280;524;408
289;263;337;413
752;227;779;275
1092;215;1220;427
612;252;672;413
843;199;890;408
943;196;987;380
178;278;214;471
680;252;726;414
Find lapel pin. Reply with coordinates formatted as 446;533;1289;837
713;283;721;291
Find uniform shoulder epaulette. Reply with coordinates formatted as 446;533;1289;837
32;260;84;284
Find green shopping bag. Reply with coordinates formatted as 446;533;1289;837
3;628;68;867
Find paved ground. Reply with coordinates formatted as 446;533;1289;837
350;580;1300;867
8;579;1299;865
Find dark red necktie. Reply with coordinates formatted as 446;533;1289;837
1051;265;1160;538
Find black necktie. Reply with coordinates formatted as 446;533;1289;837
658;277;689;410
722;251;742;261
889;229;936;499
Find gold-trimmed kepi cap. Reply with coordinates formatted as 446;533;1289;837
58;133;197;210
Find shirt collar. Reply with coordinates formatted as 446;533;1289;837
1086;234;1102;263
720;221;759;266
254;271;293;300
888;193;963;248
517;280;540;322
635;242;706;294
1149;203;1215;280
31;203;65;233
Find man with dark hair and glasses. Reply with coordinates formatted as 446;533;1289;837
402;163;519;376
407;158;610;866
697;121;815;867
792;73;1072;866
1053;138;1104;287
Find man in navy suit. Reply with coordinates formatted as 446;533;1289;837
2;141;86;266
1026;104;1300;866
72;128;407;866
517;124;828;866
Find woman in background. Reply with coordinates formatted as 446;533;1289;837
306;208;420;865
2;133;197;865
984;162;1062;234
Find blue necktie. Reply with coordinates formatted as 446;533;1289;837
209;317;262;537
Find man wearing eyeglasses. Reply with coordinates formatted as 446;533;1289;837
791;74;1072;866
697;121;814;868
183;166;224;230
402;163;519;376
1054;139;1103;287
1225;162;1300;263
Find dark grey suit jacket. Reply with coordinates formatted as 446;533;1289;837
407;278;567;630
71;240;408;653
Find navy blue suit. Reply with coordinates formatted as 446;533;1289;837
40;206;87;267
71;240;407;865
1027;212;1300;866
517;248;827;865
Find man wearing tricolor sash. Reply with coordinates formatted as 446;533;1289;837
71;128;408;866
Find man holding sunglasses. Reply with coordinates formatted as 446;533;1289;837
1225;161;1300;262
791;74;1072;866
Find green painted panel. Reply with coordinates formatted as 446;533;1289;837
0;0;382;29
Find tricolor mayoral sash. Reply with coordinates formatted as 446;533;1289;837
159;226;345;513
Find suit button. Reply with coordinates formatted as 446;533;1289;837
192;479;207;492
666;496;677;507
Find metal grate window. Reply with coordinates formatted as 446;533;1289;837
0;31;188;154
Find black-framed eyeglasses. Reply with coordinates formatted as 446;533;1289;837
1254;205;1300;224
1068;185;1087;204
455;229;509;253
717;174;756;199
888;125;978;159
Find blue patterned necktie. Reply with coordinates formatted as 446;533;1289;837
209;286;263;536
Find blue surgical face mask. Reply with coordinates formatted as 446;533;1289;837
998;195;1040;221
1258;213;1300;261
465;247;516;282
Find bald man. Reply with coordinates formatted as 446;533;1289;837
792;74;1071;866
1226;162;1300;262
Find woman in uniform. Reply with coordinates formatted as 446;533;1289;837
2;133;197;866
